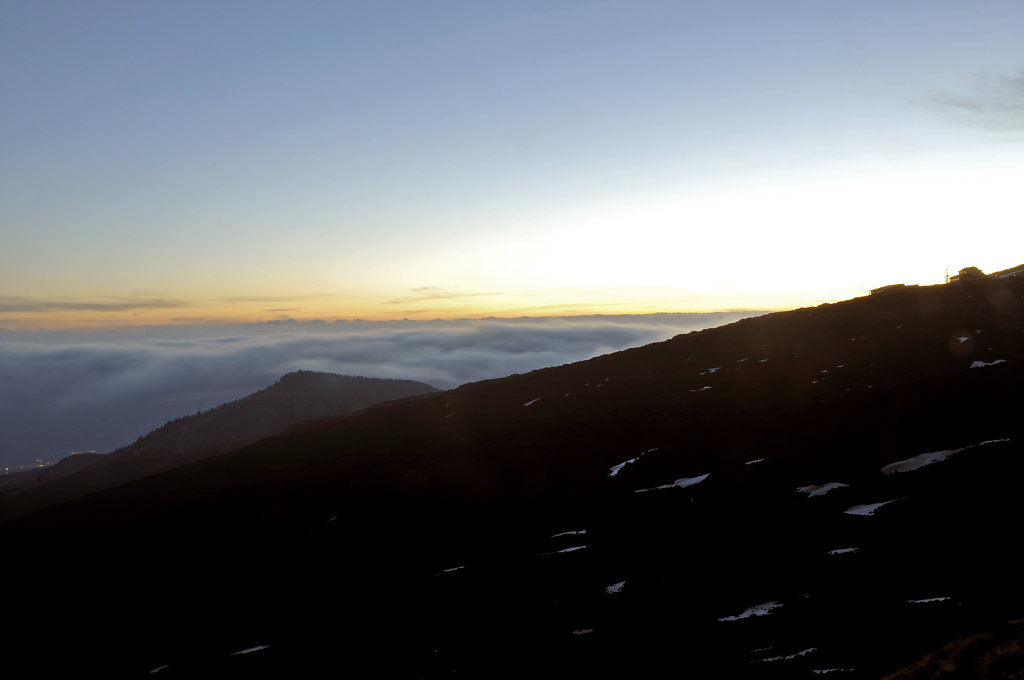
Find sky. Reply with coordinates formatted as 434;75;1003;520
2;0;1022;329
1;2;1023;466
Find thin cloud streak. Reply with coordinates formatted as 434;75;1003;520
928;70;1024;132
0;296;187;314
387;287;504;305
0;312;758;466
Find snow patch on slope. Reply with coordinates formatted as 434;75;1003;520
608;448;658;477
635;473;709;493
844;499;901;516
882;438;1009;474
755;647;817;663
718;601;783;622
796;482;849;497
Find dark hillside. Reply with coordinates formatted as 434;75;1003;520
0;372;437;520
3;279;1023;678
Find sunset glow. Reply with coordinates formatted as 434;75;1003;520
2;1;1022;330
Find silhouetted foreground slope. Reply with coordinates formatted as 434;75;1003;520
3;279;1023;678
0;372;437;520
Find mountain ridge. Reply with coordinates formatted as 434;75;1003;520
0;371;437;520
2;277;1022;678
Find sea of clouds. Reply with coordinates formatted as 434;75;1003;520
0;312;758;466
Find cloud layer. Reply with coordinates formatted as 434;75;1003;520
0;312;757;466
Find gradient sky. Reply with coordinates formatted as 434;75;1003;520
2;0;1022;329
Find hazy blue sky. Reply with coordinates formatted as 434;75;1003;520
2;0;1022;327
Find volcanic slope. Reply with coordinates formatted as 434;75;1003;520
3;278;1023;678
0;371;438;519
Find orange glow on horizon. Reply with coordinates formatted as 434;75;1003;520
0;284;876;331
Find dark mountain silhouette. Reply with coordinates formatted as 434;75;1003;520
0;371;437;519
2;277;1023;678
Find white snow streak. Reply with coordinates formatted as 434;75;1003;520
882;438;1009;474
542;545;588;556
605;581;625;594
718;601;783;621
608;448;657;476
609;459;636;477
882;450;955;474
970;359;1006;368
635;473;709;493
796;482;849;497
826;548;859;556
755;647;817;663
438;565;465;574
844;499;901;516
